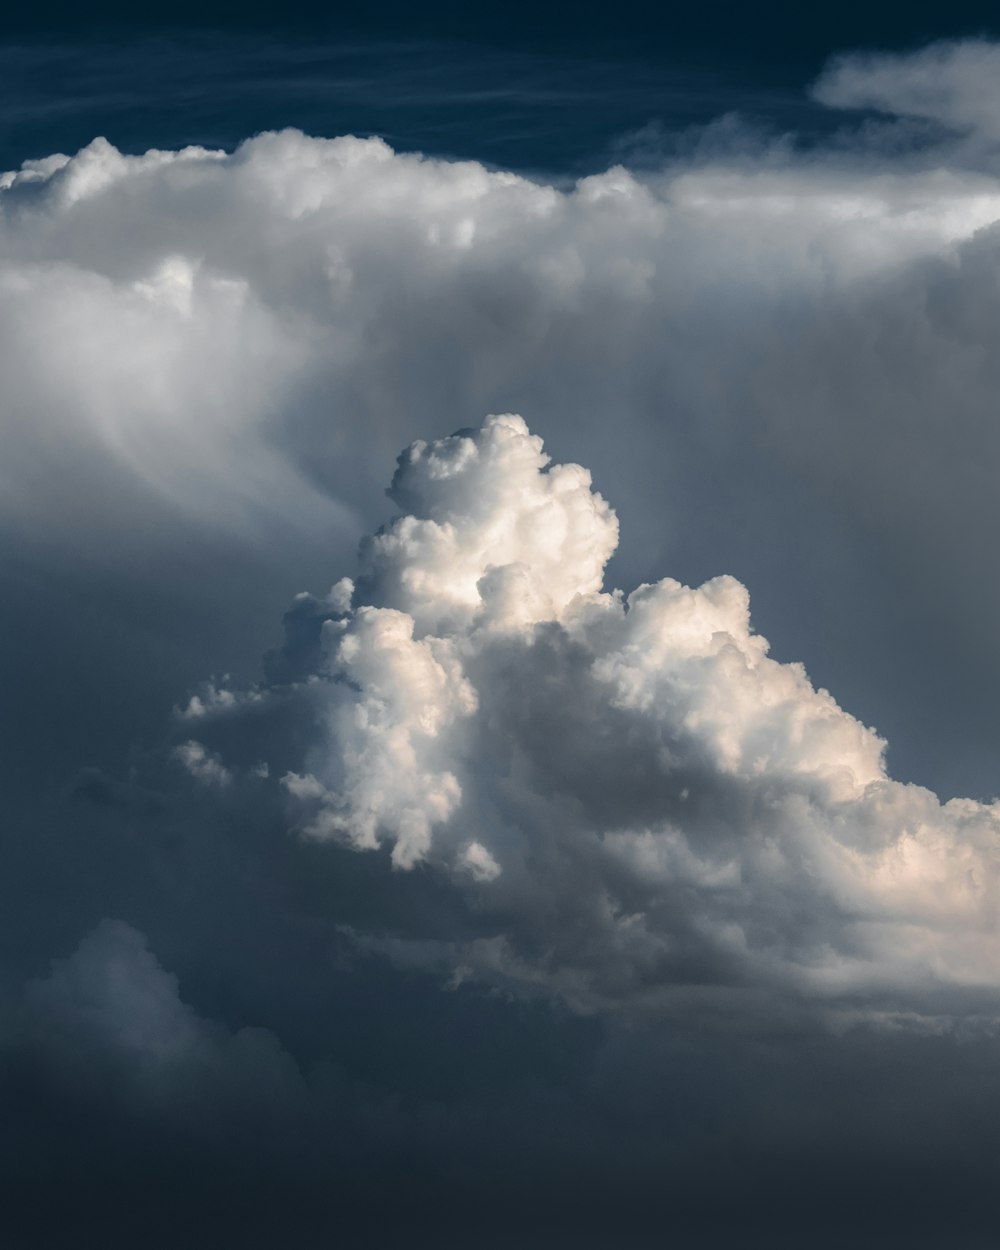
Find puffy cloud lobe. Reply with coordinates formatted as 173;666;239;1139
211;416;1000;1023
299;606;475;868
174;740;232;787
364;414;619;633
283;415;618;868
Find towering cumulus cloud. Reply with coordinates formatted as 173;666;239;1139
187;416;1000;1025
9;39;1000;1245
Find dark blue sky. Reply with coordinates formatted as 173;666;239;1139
12;0;1000;63
0;38;811;176
2;1;999;176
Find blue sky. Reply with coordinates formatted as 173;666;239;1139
4;0;1000;173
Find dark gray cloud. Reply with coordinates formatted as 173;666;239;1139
7;911;1000;1248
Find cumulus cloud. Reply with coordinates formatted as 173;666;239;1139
4;38;1000;1030
188;416;1000;1026
4;107;1000;578
9;43;1000;1246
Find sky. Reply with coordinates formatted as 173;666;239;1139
5;5;1000;1247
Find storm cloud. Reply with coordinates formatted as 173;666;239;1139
6;37;1000;1249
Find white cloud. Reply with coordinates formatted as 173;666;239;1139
174;739;232;787
5;43;1000;1022
4;107;1000;740
222;416;1000;1025
3;109;1000;581
457;841;502;883
360;413;618;634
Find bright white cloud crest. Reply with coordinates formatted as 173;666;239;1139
5;97;1000;568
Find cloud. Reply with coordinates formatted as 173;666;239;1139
3;40;1000;1040
174;739;232;787
814;39;1000;146
6;101;1000;823
4;112;1000;571
8;48;1000;1242
25;918;211;1063
190;416;1000;1026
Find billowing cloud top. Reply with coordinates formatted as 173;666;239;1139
362;414;619;633
6;36;1000;1035
178;415;1000;1026
6;104;1000;572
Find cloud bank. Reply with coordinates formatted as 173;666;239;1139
4;86;1000;572
7;54;1000;817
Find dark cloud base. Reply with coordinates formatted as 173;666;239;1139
5;1008;1000;1248
3;761;1000;1249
